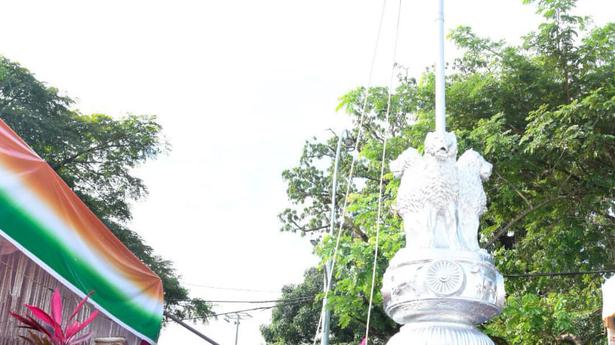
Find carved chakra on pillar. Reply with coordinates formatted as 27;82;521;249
382;131;505;345
425;260;464;296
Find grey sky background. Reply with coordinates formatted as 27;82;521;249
0;0;611;343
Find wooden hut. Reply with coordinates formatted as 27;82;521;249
0;120;164;344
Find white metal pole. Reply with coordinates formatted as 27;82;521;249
322;132;343;345
435;0;446;133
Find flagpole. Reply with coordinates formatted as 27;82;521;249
435;0;446;133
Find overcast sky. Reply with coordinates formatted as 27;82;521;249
0;0;612;344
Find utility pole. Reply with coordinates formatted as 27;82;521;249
165;313;221;345
234;315;240;345
321;131;343;345
224;312;251;345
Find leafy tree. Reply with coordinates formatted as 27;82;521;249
0;56;212;323
265;1;614;343
260;268;357;344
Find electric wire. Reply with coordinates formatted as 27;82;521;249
176;268;615;322
212;304;299;318
170;268;615;300
211;299;312;317
174;268;615;323
183;284;278;293
313;1;390;343
504;269;615;278
167;296;314;304
363;1;402;343
179;298;311;321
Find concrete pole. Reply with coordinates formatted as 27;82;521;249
322;262;332;345
234;315;240;345
435;0;446;133
322;132;343;345
165;313;221;345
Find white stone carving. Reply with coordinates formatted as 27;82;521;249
387;323;495;345
457;149;493;251
383;131;505;345
425;260;465;296
392;131;459;250
392;131;492;252
382;249;505;344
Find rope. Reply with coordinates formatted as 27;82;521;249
364;0;402;343
313;1;390;343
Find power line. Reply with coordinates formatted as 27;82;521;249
167;295;315;304
172;270;615;321
314;0;391;341
184;284;279;293
208;296;314;304
174;269;615;323
172;269;614;301
364;1;403;344
213;305;288;318
504;269;615;278
181;299;311;321
212;298;312;316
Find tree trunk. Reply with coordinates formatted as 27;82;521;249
557;333;583;345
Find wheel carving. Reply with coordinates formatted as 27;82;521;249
425;260;464;296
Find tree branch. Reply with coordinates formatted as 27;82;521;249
495;171;532;207
486;196;565;247
51;134;130;171
289;219;330;234
557;333;583;345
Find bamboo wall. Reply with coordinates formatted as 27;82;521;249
0;250;142;345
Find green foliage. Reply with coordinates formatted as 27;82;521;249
0;56;212;323
261;268;357;344
266;1;614;343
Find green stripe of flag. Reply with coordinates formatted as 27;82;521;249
0;189;162;341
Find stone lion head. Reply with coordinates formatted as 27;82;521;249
424;131;457;161
458;149;493;181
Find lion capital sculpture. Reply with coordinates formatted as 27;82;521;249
391;131;491;252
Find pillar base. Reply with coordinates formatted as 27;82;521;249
387;322;494;345
382;248;504;345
